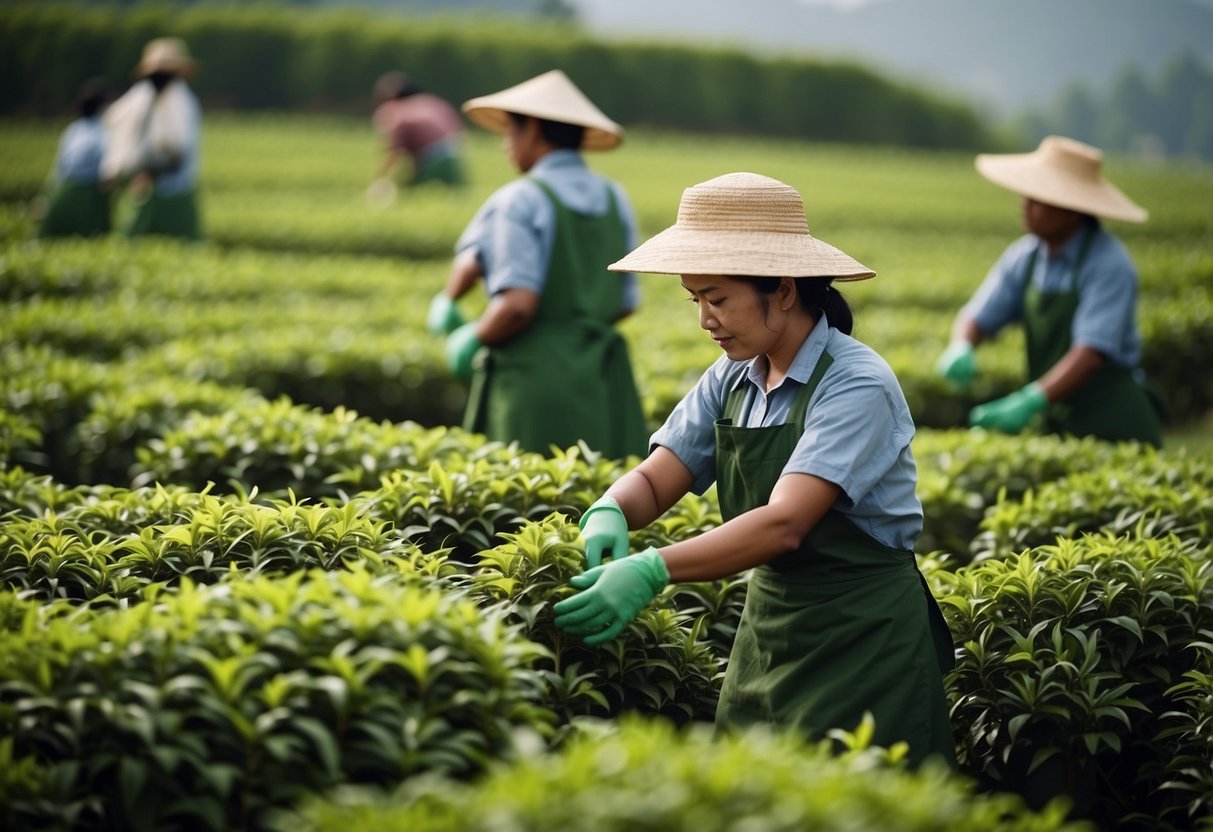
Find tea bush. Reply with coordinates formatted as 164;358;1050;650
935;533;1213;829
0;488;441;603
0;567;554;831
286;717;1087;832
469;517;723;725
975;451;1213;559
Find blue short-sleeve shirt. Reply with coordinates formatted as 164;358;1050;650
53;117;107;184
455;149;640;310
650;316;924;551
962;225;1143;368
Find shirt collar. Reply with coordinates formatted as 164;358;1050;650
531;149;585;175
744;313;832;392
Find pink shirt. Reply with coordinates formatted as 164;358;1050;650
372;93;463;161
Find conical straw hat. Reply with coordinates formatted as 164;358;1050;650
975;135;1147;223
134;37;198;79
462;69;623;151
609;172;874;280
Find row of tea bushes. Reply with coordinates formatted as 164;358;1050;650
0;566;553;832
5;234;1210;431
3;378;1205;571
287;718;1086;832
929;533;1213;828
3;472;1211;827
6;508;1208;829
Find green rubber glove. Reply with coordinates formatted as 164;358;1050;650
935;340;977;390
969;382;1047;434
553;547;669;645
445;321;482;378
426;292;465;336
580;495;629;569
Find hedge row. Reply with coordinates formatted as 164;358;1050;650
3;507;1210;829
0;3;993;149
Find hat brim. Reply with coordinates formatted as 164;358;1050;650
608;227;874;280
133;58;198;80
975;153;1147;223
462;102;622;151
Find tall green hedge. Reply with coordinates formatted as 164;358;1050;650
0;3;994;149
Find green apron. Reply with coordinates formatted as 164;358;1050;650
714;349;957;768
413;151;465;186
126;188;201;240
463;178;649;459
37;180;110;238
1023;228;1162;446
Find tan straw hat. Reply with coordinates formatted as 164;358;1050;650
134;37;198;79
608;172;874;280
975;135;1147;223
462;69;623;151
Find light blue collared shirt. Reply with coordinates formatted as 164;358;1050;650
52;117;106;184
650;315;924;551
455;149;639;309
962;224;1143;368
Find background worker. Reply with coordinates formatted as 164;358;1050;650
936;135;1161;446
369;71;466;202
102;37;203;240
36;77;111;239
428;69;648;459
553;172;956;769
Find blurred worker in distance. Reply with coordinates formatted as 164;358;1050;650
369;71;466;203
102;36;203;240
427;69;648;459
36;77;111;239
936;135;1162;446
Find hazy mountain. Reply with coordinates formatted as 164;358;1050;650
570;0;1213;117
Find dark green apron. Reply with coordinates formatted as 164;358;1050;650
37;180;111;238
1023;228;1162;446
126;188;201;240
413;151;465;186
714;349;956;768
463;178;649;459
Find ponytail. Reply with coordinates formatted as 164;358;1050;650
801;279;853;335
751;276;854;335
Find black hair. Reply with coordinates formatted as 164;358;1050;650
373;71;421;106
507;112;585;150
750;276;853;336
75;77;109;118
148;71;175;92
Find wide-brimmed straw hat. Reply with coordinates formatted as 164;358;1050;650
462;69;623;151
975;135;1147;223
133;37;198;79
608;172;874;280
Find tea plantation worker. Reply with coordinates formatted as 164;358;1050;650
102;37;203;240
554;172;957;769
935;135;1161;446
36;78;111;239
429;69;648;459
369;71;466;202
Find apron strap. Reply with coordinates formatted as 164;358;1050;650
1025;221;1097;292
786;351;833;426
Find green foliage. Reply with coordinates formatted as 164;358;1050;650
975;451;1213;559
936;533;1213;829
0;568;554;831
469;516;722;725
286;717;1086;832
913;430;1149;561
0;486;442;603
0;3;993;149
